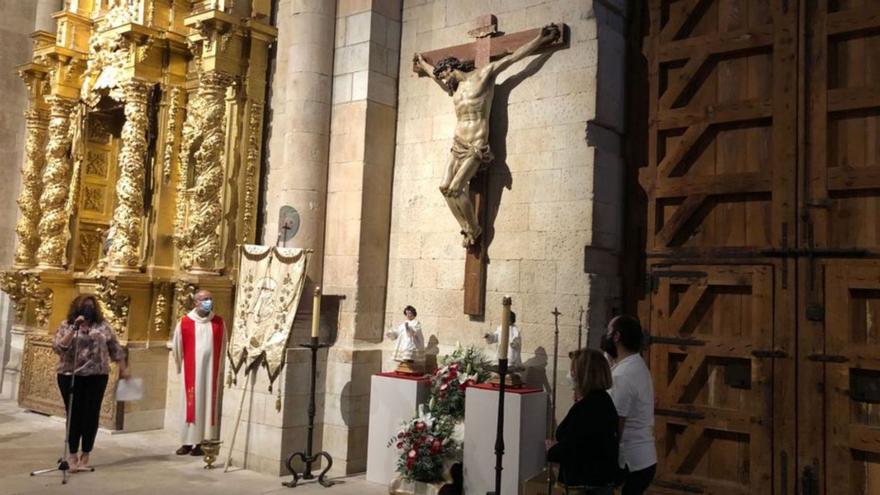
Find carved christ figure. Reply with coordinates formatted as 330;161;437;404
415;23;561;247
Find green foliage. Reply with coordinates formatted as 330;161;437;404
388;411;458;482
427;345;491;422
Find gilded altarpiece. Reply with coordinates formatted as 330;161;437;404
1;0;276;430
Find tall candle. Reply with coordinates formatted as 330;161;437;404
311;286;322;338
499;296;512;360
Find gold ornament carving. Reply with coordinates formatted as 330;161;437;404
107;80;151;271
19;334;119;428
85;151;108;177
82;186;105;212
96;276;131;338
176;71;233;273
14;108;49;267
153;283;170;334
36;96;76;269
88;115;113;143
163;86;182;184
0;271;28;321
173;280;198;319
242;102;263;243
76;229;104;269
33;289;53;329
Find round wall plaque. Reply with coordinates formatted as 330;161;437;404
278;206;300;243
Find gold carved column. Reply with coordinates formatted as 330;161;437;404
36;95;76;270
107;80;151;272
178;70;233;275
14;107;49;268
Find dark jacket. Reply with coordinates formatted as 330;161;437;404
547;389;620;486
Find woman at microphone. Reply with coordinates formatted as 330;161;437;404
52;294;129;473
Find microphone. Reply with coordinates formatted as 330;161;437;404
74;315;87;334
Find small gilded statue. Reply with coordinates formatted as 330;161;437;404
386;305;425;374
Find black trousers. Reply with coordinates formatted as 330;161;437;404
57;374;108;454
620;464;656;495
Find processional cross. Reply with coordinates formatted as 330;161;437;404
413;15;565;315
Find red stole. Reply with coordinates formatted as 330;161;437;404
180;315;224;425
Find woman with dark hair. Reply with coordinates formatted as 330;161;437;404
52;294;129;472
546;349;619;494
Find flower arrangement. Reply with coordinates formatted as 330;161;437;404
388;408;458;482
428;345;491;421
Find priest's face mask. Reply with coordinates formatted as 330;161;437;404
194;291;214;314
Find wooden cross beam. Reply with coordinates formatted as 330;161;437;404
414;15;566;316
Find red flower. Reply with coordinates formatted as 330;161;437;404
396;442;403;449
398;432;405;439
408;449;417;459
406;458;415;470
415;422;426;432
430;439;442;454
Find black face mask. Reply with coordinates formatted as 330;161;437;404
81;306;97;322
600;332;618;359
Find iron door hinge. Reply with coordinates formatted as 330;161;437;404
807;353;848;363
752;349;789;359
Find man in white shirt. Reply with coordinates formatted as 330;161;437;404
603;315;656;495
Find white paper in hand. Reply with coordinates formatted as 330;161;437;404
116;377;144;402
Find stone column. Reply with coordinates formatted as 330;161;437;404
179;71;233;274
34;0;62;33
320;0;402;475
262;0;335;285
35;95;76;270
13;108;49;268
107;80;151;272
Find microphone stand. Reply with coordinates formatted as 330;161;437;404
31;320;94;483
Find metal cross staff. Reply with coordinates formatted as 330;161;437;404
547;306;561;495
577;306;584;350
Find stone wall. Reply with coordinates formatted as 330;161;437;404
0;0;38;399
385;0;628;417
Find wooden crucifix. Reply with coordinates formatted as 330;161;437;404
413;15;566;316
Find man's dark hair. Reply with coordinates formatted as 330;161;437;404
432;56;475;78
404;305;417;317
609;315;643;352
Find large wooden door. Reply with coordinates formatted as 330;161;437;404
640;1;797;492
638;0;880;493
802;1;880;493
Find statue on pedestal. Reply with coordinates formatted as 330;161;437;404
484;310;522;370
386;305;425;374
485;310;523;386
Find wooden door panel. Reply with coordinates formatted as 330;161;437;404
809;0;880;252
643;0;796;256
649;265;774;494
824;262;880;495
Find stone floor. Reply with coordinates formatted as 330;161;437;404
0;399;387;495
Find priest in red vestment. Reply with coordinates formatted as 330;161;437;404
171;289;225;456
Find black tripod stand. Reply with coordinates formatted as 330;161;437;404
31;323;94;484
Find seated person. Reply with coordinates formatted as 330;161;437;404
546;348;620;493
